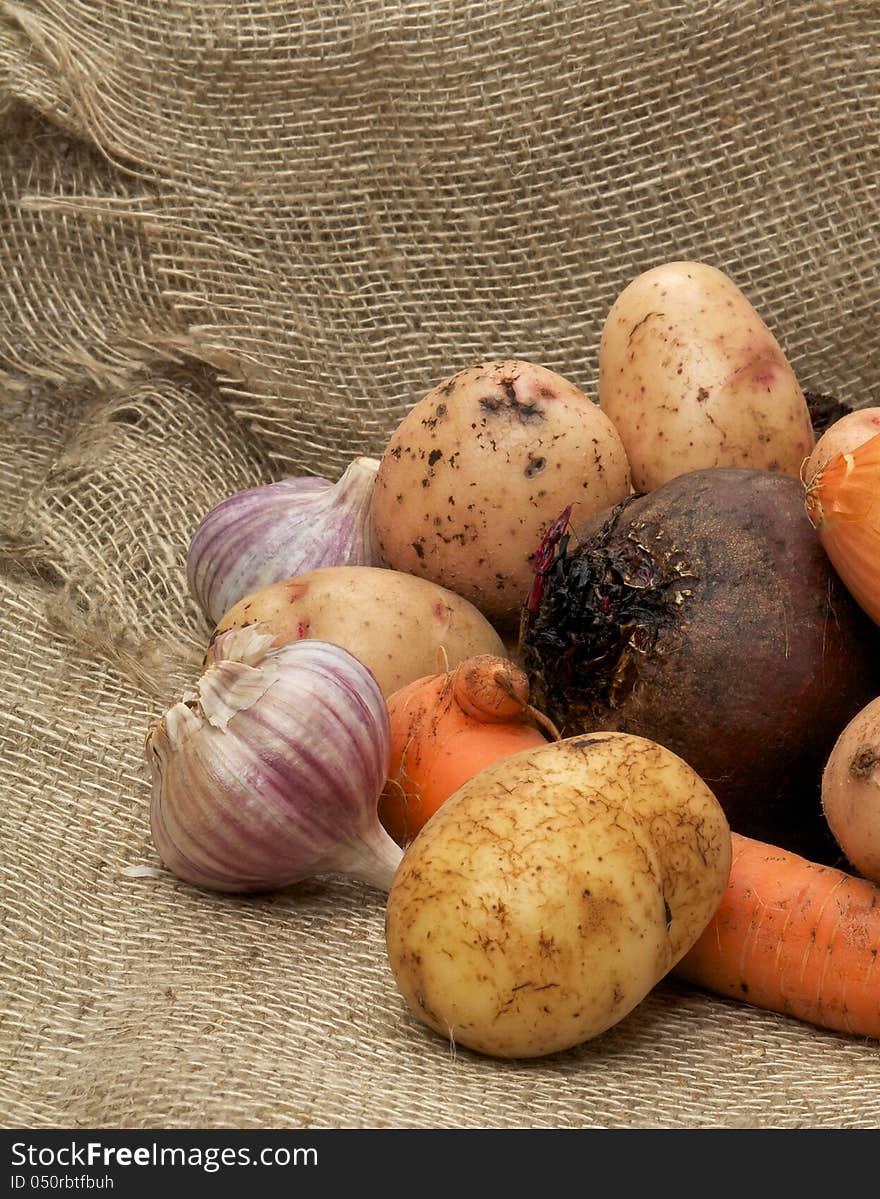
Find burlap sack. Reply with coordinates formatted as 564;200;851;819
2;0;879;1129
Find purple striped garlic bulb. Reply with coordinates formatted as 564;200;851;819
187;456;380;625
145;628;402;893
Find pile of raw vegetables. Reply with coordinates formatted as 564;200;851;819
146;260;880;1060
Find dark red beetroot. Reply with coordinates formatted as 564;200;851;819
520;468;880;863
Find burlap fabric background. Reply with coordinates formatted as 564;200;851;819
2;0;879;1129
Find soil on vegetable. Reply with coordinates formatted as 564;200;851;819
520;494;694;721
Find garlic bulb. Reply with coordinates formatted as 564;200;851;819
805;432;880;627
145;627;402;893
187;457;380;625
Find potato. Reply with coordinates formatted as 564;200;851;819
210;565;505;697
386;733;731;1058
370;359;631;627
822;696;880;884
598;260;815;491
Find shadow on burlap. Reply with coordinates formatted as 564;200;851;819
1;1;878;1128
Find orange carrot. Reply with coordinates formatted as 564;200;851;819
673;832;880;1039
378;654;555;846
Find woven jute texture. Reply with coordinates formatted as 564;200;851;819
2;0;879;1129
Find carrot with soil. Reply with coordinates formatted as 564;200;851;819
672;832;880;1039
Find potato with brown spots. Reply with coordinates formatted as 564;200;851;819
209;565;505;697
598;261;814;491
385;732;731;1059
370;359;631;628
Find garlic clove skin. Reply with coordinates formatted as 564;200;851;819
187;456;381;626
145;628;403;893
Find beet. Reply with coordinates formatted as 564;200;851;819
520;468;880;863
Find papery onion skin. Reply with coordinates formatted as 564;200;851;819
803;408;880;487
521;467;880;864
188;457;379;625
806;433;880;627
145;629;402;893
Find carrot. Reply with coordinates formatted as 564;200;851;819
378;654;556;846
673;832;880;1039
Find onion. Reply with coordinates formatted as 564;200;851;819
821;696;880;883
803;406;880;485
806;431;880;627
145;627;402;892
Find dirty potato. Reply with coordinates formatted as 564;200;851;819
598;260;815;490
370;360;631;628
385;733;731;1058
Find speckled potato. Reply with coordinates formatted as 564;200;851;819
598;261;814;491
370;360;631;627
209;565;505;697
386;733;731;1059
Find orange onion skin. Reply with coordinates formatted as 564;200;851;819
803;407;880;486
806;433;880;627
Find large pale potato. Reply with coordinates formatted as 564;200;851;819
209;565;505;696
370;359;631;627
598;260;814;490
386;733;731;1058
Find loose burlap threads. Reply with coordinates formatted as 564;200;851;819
2;1;879;1129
